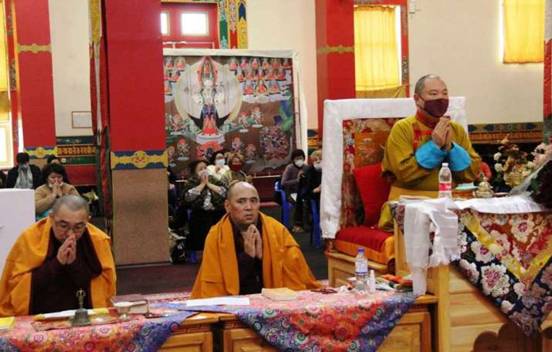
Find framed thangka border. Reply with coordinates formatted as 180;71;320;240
163;49;305;178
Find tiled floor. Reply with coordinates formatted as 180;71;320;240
116;206;327;295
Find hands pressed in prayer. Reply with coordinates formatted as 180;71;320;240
57;234;77;265
51;182;63;198
432;118;451;150
242;224;262;259
200;171;209;185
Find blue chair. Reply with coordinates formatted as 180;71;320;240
274;181;292;228
310;198;322;248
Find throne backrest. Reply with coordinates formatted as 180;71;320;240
320;97;466;239
340;118;398;227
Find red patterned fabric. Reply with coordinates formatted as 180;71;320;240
336;226;392;252
353;163;390;226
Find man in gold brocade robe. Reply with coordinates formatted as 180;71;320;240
379;74;480;228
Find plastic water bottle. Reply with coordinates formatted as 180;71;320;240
355;248;368;292
438;162;452;198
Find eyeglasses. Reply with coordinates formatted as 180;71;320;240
53;220;87;234
534;148;546;155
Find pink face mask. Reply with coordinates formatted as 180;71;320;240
422;98;449;117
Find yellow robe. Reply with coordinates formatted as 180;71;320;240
379;115;481;228
191;213;321;298
0;218;117;316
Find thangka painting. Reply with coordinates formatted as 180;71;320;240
164;52;297;177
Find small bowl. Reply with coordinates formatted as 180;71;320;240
114;301;133;320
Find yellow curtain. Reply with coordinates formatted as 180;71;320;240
354;5;401;96
503;0;544;63
0;0;9;121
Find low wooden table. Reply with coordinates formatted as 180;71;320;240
216;295;436;352
159;313;218;351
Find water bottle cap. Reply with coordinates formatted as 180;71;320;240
357;248;365;253
442;162;449;167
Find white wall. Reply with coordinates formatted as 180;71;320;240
408;0;543;124
247;0;318;129
48;0;92;137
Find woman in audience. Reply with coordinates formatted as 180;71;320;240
207;150;229;181
305;149;322;209
43;155;70;184
281;149;309;232
221;152;252;186
35;163;79;219
182;159;227;263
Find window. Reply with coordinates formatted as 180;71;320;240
0;3;12;168
354;4;403;97
161;12;170;35
161;3;218;49
502;0;544;63
181;13;208;36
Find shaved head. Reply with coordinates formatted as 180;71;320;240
227;181;259;201
225;181;260;229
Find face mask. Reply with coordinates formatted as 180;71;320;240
230;163;242;172
314;162;322;170
20;164;29;170
294;159;304;168
215;159;225;167
421;98;449;118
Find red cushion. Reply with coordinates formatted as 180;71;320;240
336;226;392;252
353;163;391;226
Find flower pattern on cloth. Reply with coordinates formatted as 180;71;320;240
217;290;416;352
455;210;552;336
0;311;194;352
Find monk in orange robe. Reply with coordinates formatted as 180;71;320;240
0;195;116;316
191;182;320;298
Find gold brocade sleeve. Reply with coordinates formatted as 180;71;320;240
382;118;432;186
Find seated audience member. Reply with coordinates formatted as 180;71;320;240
191;182;320;298
35;163;79;219
305;149;322;206
182;160;227;264
0;170;6;188
44;155;70;184
221;152;252;186
0;195;116;316
6;152;42;189
207;150;229;181
281;149;309;232
380;74;480;228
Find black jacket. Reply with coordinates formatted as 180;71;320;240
6;164;42;189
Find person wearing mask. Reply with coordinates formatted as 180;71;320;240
35;163;79;219
207;150;229;181
304;149;322;208
380;74;480;229
182;160;227;263
221;152;252;186
6;152;42;189
281;149;309;233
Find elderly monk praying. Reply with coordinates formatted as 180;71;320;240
0;195;116;316
191;181;320;298
379;74;480;228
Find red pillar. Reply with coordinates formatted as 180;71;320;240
95;0;169;264
315;0;356;137
12;0;56;159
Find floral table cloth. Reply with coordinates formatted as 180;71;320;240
392;202;552;335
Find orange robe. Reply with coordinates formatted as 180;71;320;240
191;213;320;298
0;218;116;316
